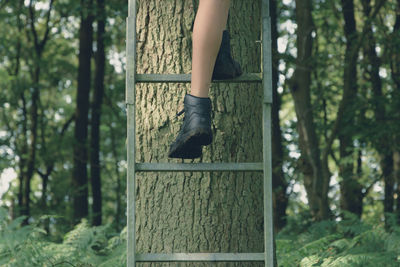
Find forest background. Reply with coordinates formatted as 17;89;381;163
1;0;400;266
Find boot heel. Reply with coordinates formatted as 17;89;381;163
196;131;212;146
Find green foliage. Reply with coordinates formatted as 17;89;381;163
2;206;400;266
276;212;400;267
0;0;127;231
0;208;126;267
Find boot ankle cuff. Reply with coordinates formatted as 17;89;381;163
187;94;209;100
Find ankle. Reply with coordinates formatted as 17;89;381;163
189;91;209;98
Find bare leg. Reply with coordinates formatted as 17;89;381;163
190;0;230;98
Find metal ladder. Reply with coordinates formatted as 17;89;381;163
126;0;274;266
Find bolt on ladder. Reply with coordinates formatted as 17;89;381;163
126;0;274;266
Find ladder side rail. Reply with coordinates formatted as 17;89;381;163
261;0;274;266
126;0;137;266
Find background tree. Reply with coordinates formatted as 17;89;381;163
289;0;331;220
271;0;289;232
360;0;395;224
90;0;106;226
338;0;361;217
387;0;400;222
72;0;94;223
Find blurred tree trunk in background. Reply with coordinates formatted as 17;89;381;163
12;0;26;219
90;0;106;226
338;0;363;217
134;0;270;264
395;151;400;222
19;0;54;223
110;124;123;231
73;0;94;223
361;0;395;224
290;0;330;220
270;0;288;232
391;0;400;223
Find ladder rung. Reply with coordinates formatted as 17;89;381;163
135;73;262;83
135;163;263;172
136;253;264;262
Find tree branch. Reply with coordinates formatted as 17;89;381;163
60;114;75;136
362;174;383;198
28;0;56;56
322;0;386;161
28;0;39;53
39;0;55;53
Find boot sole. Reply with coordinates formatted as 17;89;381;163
212;71;242;80
168;129;212;159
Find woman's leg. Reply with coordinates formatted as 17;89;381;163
190;0;230;98
168;0;231;159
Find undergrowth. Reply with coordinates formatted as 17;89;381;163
276;212;400;266
0;208;125;267
1;208;400;266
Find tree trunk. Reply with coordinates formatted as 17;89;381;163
135;0;265;265
110;123;123;231
38;167;52;233
361;0;395;219
290;0;330;220
90;0;106;226
16;3;26;216
391;0;400;222
22;75;39;222
338;0;363;217
73;0;93;223
270;0;288;231
20;0;54;223
395;151;400;221
11;0;24;218
103;88;125;231
17;96;27;217
362;1;395;216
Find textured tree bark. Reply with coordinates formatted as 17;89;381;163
134;0;265;265
73;0;93;223
338;0;363;217
90;0;106;226
270;0;288;232
290;0;330;220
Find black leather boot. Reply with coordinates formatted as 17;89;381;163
212;30;242;80
168;94;212;159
